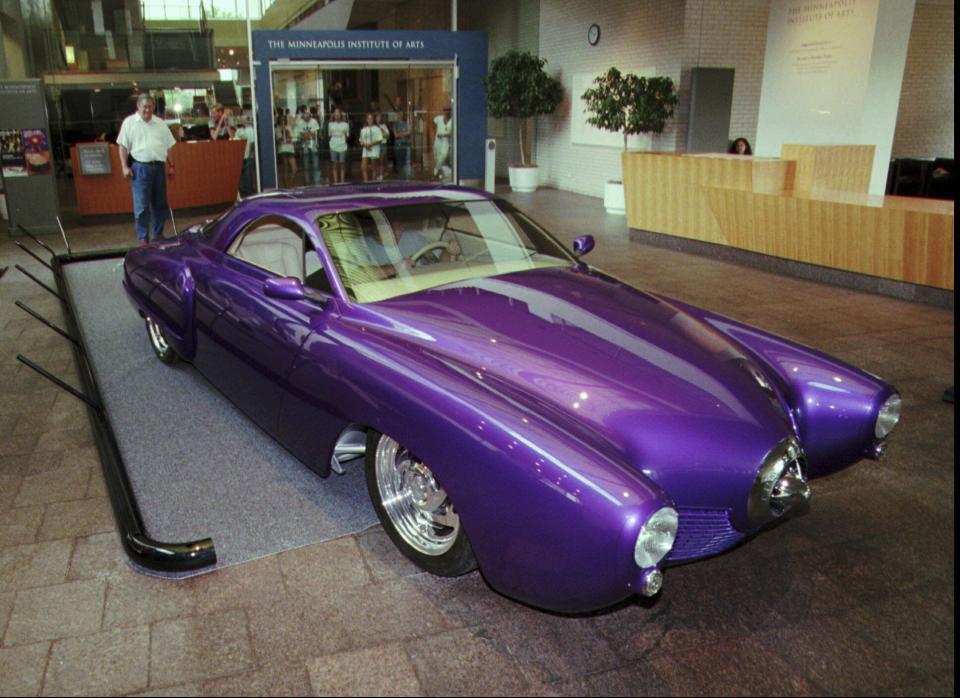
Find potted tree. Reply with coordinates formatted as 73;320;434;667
581;68;678;214
485;50;563;193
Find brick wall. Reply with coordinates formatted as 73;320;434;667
534;0;769;198
892;0;954;159
535;0;686;197
681;0;770;152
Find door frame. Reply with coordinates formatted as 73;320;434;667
268;59;458;188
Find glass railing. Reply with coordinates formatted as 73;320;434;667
53;29;216;73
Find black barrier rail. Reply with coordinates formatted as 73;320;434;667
42;248;217;572
17;223;57;257
16;353;100;409
14;240;60;276
15;264;66;303
15;300;79;346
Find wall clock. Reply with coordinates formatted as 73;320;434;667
588;23;601;46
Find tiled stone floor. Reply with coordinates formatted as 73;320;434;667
0;187;954;696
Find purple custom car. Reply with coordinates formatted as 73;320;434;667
123;184;901;613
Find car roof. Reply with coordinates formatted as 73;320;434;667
204;183;497;250
235;182;496;221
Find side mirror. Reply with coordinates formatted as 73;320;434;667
264;276;328;305
572;235;595;258
263;276;308;300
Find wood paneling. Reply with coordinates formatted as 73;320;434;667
780;144;874;194
70;140;245;216
623;152;954;290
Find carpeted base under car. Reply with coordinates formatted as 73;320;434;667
64;257;377;577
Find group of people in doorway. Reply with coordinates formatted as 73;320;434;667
274;98;453;188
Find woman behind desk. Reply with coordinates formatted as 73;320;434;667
729;137;752;156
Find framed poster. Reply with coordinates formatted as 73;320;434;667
1;129;27;178
21;129;51;176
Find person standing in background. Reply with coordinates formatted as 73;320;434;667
327;107;350;185
433;105;453;181
232;114;257;197
359;112;383;183
275;112;297;188
393;107;412;179
387;95;403;173
117;94;176;244
209;104;232;140
298;107;321;185
377;113;390;182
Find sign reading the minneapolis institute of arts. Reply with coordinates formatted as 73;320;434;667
265;38;428;51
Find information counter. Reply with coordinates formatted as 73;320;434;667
70;140;245;216
623;148;954;290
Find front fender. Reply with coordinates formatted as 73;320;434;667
666;298;894;477
333;327;671;613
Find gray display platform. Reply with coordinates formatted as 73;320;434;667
64;257;377;576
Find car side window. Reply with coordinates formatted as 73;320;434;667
304;237;334;296
227;216;305;279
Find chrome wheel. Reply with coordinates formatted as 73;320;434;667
146;316;168;353
374;435;459;556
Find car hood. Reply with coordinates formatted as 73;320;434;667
352;267;794;509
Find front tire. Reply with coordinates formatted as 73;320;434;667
145;316;177;364
364;430;477;576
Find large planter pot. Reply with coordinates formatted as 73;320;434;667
603;180;626;215
509;165;540;193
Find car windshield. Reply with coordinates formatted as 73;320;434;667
315;199;576;303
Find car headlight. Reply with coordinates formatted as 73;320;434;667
634;506;678;568
875;393;902;439
747;438;811;527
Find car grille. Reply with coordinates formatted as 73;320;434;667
665;508;745;562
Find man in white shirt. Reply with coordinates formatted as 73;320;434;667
117;94;176;243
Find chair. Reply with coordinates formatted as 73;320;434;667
926;158;954;200
892;158;929;197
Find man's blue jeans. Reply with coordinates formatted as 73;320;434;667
131;161;169;242
302;149;320;185
395;141;412;178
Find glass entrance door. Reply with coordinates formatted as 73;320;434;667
270;61;456;189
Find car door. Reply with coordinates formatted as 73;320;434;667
193;215;322;433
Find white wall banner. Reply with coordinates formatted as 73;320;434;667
755;0;915;193
757;0;880;153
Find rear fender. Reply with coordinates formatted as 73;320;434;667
123;249;197;360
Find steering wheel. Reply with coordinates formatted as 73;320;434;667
410;241;456;265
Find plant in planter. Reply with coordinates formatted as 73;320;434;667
581;67;678;213
485;50;563;192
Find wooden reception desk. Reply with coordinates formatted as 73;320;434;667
70;140;245;216
623;148;954;290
